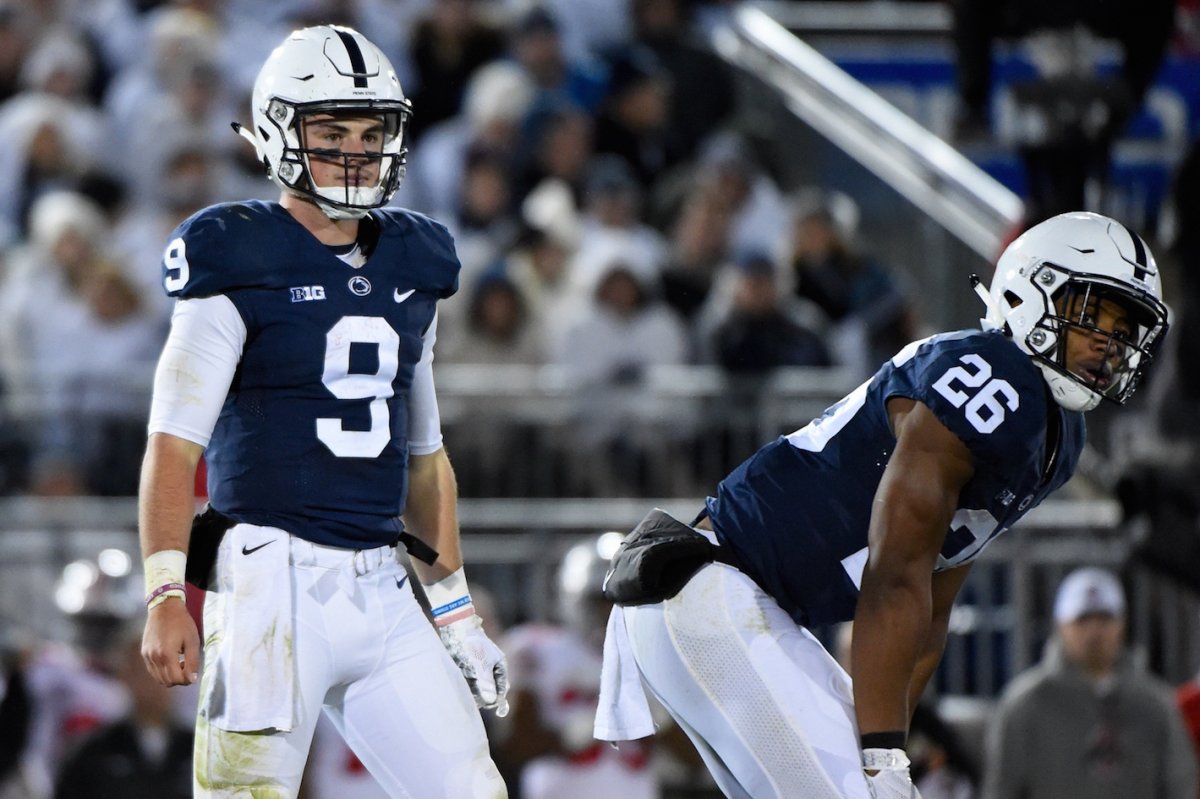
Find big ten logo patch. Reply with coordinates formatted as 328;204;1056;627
291;285;326;302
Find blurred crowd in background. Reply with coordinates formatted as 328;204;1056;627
2;0;1200;798
0;0;928;499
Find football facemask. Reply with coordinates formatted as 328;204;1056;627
980;212;1169;411
1031;273;1167;408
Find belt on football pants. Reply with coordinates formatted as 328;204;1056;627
291;537;397;575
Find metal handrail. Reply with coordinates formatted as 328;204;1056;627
0;495;1120;535
754;0;952;37
711;4;1024;260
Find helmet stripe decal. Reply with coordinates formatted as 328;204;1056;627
1121;223;1150;281
334;28;369;88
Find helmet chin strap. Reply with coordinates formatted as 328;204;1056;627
1038;362;1101;412
305;151;399;220
969;273;1002;331
313;194;371;220
231;122;262;160
281;188;369;221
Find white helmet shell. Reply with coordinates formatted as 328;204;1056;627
243;25;411;219
557;532;624;636
983;212;1169;411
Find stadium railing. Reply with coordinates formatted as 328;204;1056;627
2;492;1197;699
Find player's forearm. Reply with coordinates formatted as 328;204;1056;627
138;432;204;557
907;563;971;721
855;401;969;738
906;639;945;722
404;447;464;582
853;482;937;734
852;568;931;735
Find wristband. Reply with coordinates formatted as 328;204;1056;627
144;550;186;600
860;731;907;751
146;582;187;609
422;567;475;627
862;747;911;771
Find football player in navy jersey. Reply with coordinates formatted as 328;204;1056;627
595;212;1169;799
136;26;508;798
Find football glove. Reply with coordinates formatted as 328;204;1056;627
863;748;923;799
424;567;509;717
437;614;510;716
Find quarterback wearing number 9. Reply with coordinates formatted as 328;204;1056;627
595;212;1169;799
138;25;508;798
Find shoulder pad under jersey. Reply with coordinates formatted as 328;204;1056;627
884;330;1048;468
161;201;296;299
373;207;461;300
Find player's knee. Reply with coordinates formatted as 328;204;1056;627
193;719;303;798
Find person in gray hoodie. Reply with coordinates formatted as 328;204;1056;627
982;567;1198;799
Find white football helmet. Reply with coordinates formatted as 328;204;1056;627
236;25;411;219
557;532;624;640
980;212;1169;412
54;550;142;656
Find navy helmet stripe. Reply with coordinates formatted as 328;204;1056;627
1121;223;1150;281
334;29;369;88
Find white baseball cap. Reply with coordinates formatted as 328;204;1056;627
1053;567;1126;623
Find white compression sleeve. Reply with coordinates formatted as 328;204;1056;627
147;295;246;447
407;309;444;455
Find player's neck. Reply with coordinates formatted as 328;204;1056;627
280;194;359;246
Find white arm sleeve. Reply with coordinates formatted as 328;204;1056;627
147;295;246;447
407;309;444;455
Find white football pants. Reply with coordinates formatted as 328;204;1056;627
622;560;872;799
194;526;506;798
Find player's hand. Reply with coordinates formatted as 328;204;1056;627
863;749;923;799
437;613;510;717
142;597;200;687
865;769;923;799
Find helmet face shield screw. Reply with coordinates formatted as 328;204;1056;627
279;162;295;180
1029;329;1047;347
1039;269;1056;286
270;100;287;121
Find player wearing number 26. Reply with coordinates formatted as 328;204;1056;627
595;212;1169;799
137;25;508;798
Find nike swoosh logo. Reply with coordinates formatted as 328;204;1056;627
602;569;613;592
393;288;416;303
395;574;408;589
241;541;274;555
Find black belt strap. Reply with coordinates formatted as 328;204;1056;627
681;509;739;568
396;531;439;566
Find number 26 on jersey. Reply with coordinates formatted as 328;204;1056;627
932;354;1019;434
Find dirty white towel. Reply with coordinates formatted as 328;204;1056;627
594;605;655;741
201;523;296;733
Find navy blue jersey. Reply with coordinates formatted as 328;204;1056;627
706;330;1085;627
162;201;459;548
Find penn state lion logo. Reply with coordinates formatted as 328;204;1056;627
347;276;372;296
